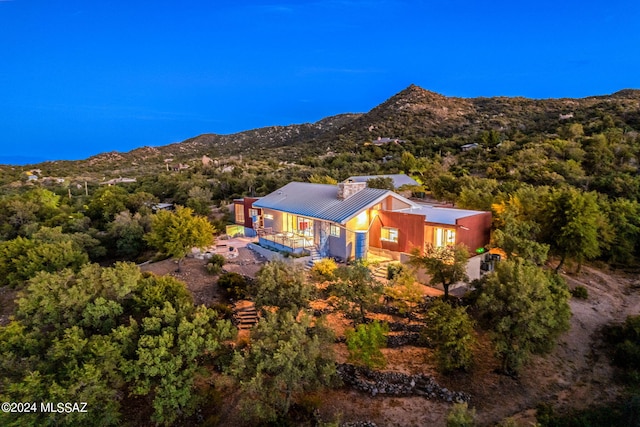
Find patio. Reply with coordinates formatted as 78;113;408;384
258;231;314;254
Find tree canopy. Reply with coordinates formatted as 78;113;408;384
145;206;215;271
0;263;234;426
477;259;571;374
229;310;335;424
410;244;469;300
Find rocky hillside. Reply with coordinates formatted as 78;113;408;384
331;84;640;143
9;85;640;177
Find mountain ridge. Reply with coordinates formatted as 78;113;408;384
5;85;640;171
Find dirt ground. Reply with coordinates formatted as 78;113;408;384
139;244;266;307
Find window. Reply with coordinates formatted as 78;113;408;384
330;224;341;237
234;204;245;224
381;227;399;243
249;208;259;218
263;213;273;220
435;228;456;247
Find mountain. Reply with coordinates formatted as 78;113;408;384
331;84;640;143
6;85;640;176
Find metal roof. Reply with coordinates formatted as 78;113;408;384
399;204;487;225
347;174;419;188
253;182;412;224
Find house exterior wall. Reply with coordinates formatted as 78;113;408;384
262;208;282;232
233;198;261;228
328;226;348;260
456;212;492;252
369;211;426;254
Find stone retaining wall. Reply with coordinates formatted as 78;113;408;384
337;363;470;403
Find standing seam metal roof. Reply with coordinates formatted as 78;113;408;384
252;182;402;224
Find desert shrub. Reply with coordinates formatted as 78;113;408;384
447;402;476;427
571;285;589;299
206;254;226;275
345;320;388;369
218;272;249;300
210;302;233;320
536;398;640;427
424;299;476;373
310;258;338;281
604;315;640;382
386;262;403;280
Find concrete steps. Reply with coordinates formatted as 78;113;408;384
304;247;323;271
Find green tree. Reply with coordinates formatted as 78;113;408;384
383;268;422;314
107;211;147;258
145;206;215;271
491;209;549;265
229;310;336;424
0;263;234;427
540;188;601;272
597;197;640;266
409;244;469;300
123;302;234;425
186;185;213;215
254;260;313;312
477;259;571;374
329;261;383;326
0;227;91;287
308;174;338;185
424;300;475;372
366;176;395;190
86;186;130;224
345;320;388;369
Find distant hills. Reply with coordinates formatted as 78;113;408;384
6;85;640;173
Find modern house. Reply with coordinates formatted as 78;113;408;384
233;178;491;265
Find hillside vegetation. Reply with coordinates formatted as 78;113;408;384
1;85;639;426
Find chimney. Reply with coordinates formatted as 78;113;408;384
337;179;367;200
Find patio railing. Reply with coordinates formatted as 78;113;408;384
257;230;314;254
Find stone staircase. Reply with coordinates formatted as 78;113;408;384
370;261;393;283
304;246;323;271
233;301;259;331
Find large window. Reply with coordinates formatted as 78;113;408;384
435;228;456;247
330;224;341;237
283;213;314;236
235;204;245;224
381;227;399;243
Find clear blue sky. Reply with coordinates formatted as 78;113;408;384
1;0;639;164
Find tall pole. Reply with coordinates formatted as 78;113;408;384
85;181;88;196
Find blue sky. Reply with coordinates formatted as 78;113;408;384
1;0;639;164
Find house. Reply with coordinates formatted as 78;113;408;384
346;174;420;197
100;177;137;185
366;137;406;146
461;143;479;152
346;174;419;189
233;197;262;237
234;179;491;266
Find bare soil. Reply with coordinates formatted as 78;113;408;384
139;246;266;307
